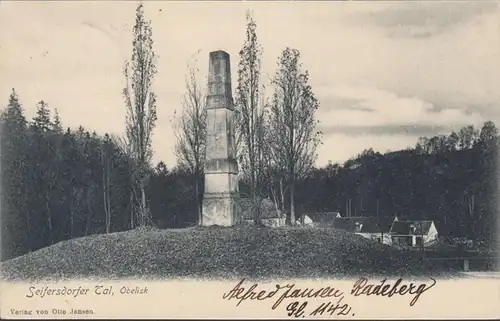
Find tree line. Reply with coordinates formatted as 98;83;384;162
1;5;497;261
0;91;203;260
294;121;498;247
2;88;497;261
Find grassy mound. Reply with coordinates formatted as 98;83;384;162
0;226;456;281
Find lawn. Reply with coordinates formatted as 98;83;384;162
0;226;458;281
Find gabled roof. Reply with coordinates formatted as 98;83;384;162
296;214;314;225
389;220;434;235
358;217;395;233
240;197;281;219
319;216;394;233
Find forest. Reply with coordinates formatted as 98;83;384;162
1;5;498;262
1;89;498;261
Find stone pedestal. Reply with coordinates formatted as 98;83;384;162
202;50;240;226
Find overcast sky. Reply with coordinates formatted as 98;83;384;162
1;1;499;167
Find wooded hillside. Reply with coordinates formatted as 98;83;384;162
1;89;498;261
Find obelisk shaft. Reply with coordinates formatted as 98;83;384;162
202;51;239;226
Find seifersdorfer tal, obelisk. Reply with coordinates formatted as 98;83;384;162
202;51;240;226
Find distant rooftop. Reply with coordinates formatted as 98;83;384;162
330;217;395;233
390;220;434;235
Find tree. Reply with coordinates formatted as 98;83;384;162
268;48;322;225
53;108;63;133
457;125;478;150
32;100;51;132
110;134;137;229
61;128;80;239
2;89;27;132
261;111;287;217
234;10;266;224
446;131;459;151
101;134;113;234
174;53;207;225
0;89;30;258
29;99;62;245
122;3;158;227
477;120;498;151
155;161;169;177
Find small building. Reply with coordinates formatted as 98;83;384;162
300;212;342;227
296;214;314;226
389;220;439;248
296;212;340;226
240;197;286;228
330;216;396;245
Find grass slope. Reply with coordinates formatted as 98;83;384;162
1;226;455;281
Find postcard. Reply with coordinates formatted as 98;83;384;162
0;0;499;319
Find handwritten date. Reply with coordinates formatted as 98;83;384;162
286;297;354;318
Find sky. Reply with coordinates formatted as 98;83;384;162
1;1;499;168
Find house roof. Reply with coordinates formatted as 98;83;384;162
389;220;433;235
240;197;281;219
328;217;394;233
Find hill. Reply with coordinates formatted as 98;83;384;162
0;227;457;281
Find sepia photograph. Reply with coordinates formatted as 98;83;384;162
0;0;499;318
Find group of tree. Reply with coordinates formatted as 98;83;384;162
0;4;164;261
2;87;497;261
1;92;131;260
0;89;204;261
174;11;322;225
293;121;498;247
2;5;498;262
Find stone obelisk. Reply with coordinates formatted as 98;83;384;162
202;50;240;226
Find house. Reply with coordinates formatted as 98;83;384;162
296;214;314;226
299;213;396;245
389;220;439;248
240;197;286;228
296;212;340;226
329;216;396;245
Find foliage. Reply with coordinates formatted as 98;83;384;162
1;86;497;263
234;11;267;223
268;47;322;225
294;122;498;247
1;95;134;260
173;51;207;224
122;3;158;227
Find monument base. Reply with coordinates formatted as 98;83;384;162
202;196;240;226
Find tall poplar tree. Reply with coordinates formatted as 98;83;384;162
123;3;158;227
235;10;266;223
268;48;322;225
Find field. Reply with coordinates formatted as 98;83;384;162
0;226;460;281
